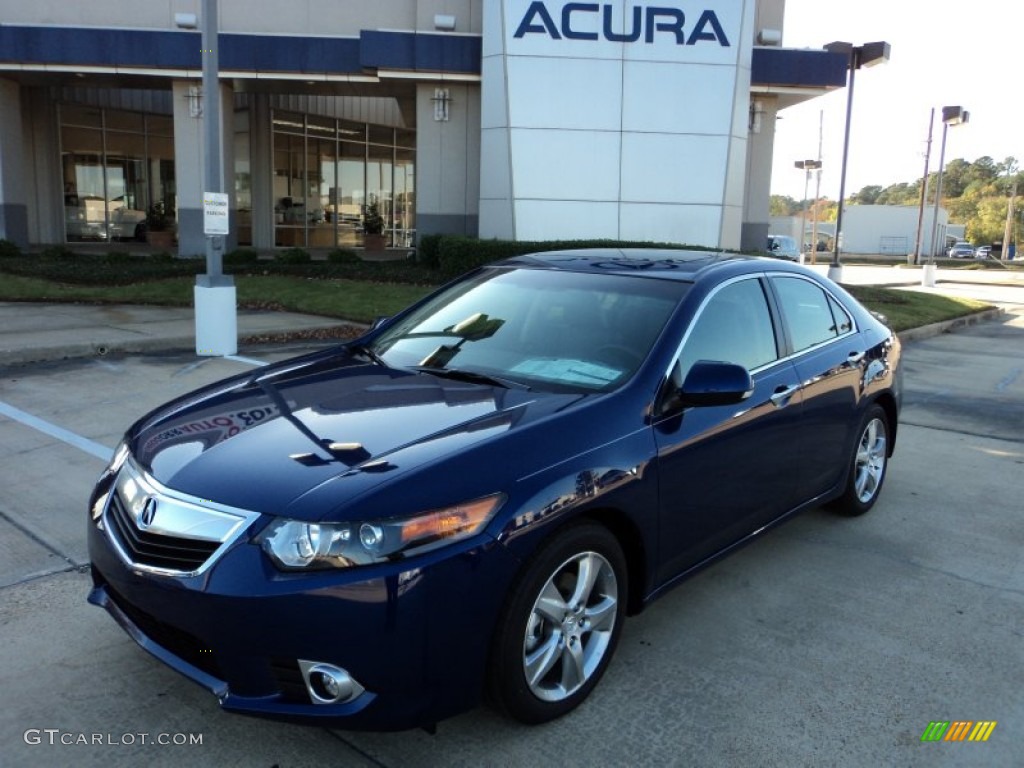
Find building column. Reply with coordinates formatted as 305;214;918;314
741;97;778;252
0;79;29;247
415;82;480;239
249;94;274;250
172;79;235;257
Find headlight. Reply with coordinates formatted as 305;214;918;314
258;494;505;570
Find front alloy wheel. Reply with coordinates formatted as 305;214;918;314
490;524;626;723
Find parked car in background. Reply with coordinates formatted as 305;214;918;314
88;249;902;731
947;242;975;259
766;234;800;261
974;245;992;260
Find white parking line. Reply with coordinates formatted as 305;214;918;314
0;400;114;462
224;354;267;367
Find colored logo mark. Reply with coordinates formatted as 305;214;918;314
921;721;997;742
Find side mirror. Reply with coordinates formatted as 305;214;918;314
679;360;754;407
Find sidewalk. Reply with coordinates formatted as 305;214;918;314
0;302;361;366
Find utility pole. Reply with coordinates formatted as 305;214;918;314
913;108;934;267
1002;180;1017;261
810;110;823;265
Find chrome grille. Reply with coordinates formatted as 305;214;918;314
101;458;260;577
107;493;218;571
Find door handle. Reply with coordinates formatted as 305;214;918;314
770;384;799;407
847;351;866;365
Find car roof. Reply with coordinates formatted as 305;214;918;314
500;248;799;283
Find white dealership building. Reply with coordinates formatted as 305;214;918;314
0;1;846;255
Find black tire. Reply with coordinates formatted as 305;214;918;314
830;404;890;516
488;523;627;724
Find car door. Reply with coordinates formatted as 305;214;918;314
769;275;866;497
652;276;805;584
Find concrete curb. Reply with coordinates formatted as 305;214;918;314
896;307;1005;344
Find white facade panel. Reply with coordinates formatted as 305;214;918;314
514;200;621;240
478;198;516;239
506;57;624;131
480;55;509;130
479;127;513;200
621;61;735;135
481;0;755;246
620;133;728;205
619;202;722;246
510;129;621;201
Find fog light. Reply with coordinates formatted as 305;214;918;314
298;660;366;705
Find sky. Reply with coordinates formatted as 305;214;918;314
770;0;1024;201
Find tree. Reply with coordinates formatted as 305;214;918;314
850;185;882;205
770;195;800;217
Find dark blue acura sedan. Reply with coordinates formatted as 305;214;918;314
88;249;901;730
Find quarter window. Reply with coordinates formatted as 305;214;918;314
677;279;778;377
773;277;846;352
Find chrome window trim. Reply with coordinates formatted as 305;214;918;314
663;273;782;380
101;456;261;578
766;272;860;361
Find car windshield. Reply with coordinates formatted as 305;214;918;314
370;267;688;393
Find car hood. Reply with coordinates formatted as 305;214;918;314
129;353;584;517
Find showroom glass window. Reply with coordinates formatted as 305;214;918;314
772;277;853;353
677;278;779;377
60;105;175;243
272;111;415;249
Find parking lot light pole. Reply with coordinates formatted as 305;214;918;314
193;0;237;356
924;106;969;287
825;41;891;283
795;160;822;262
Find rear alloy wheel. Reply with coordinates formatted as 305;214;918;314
831;404;889;516
489;523;626;723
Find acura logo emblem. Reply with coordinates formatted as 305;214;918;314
139;498;158;528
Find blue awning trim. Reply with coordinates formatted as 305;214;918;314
0;25;474;75
1;25;842;87
360;30;481;73
751;48;848;88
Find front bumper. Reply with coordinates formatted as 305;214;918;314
87;489;518;731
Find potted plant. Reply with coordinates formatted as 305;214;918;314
145;201;175;248
362;200;387;252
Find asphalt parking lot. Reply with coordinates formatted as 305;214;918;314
1;300;1022;767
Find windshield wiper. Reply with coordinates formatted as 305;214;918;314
350;343;388;367
414;366;531;391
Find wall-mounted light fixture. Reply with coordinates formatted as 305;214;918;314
174;12;198;29
748;100;765;134
434;14;457;31
433;88;451;122
186;85;203;118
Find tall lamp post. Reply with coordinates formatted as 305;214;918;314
825;41;891;282
194;0;237;356
924;105;969;286
795;160;822;261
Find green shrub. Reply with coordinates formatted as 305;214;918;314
276;247;311;264
0;239;21;258
327;247;360;264
41;245;78;259
105;250;134;262
416;234;442;267
224;248;260;266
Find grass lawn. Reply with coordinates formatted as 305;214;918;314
0;258;994;333
846;285;991;333
0;273;432;324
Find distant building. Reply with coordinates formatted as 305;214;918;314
774;205;953;257
0;1;850;254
